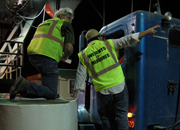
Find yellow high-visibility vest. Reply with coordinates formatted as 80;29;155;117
27;17;68;62
78;39;125;91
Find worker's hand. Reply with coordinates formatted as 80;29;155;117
60;57;66;62
61;53;69;61
138;25;160;40
65;90;79;100
146;25;160;35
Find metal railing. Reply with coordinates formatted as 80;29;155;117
0;40;24;79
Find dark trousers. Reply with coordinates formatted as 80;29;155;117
96;85;129;130
25;55;59;99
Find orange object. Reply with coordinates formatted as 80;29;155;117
26;73;41;83
119;55;124;64
45;3;54;18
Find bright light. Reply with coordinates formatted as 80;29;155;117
127;112;134;118
164;12;172;21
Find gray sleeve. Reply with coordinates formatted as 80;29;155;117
112;33;140;51
74;61;87;92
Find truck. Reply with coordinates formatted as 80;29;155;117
77;10;180;130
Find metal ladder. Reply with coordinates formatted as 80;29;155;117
0;19;34;80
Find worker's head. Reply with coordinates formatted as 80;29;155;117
54;7;74;23
86;29;104;43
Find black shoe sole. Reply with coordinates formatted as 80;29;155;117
10;76;23;100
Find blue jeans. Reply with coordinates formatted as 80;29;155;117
25;55;59;99
96;85;129;130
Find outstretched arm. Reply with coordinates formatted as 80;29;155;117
112;25;160;50
138;25;160;40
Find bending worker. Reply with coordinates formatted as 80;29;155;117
10;7;75;100
70;25;160;130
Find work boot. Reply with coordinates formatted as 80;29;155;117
10;76;28;100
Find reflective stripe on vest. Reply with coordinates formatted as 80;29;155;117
33;20;64;49
82;41;120;79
